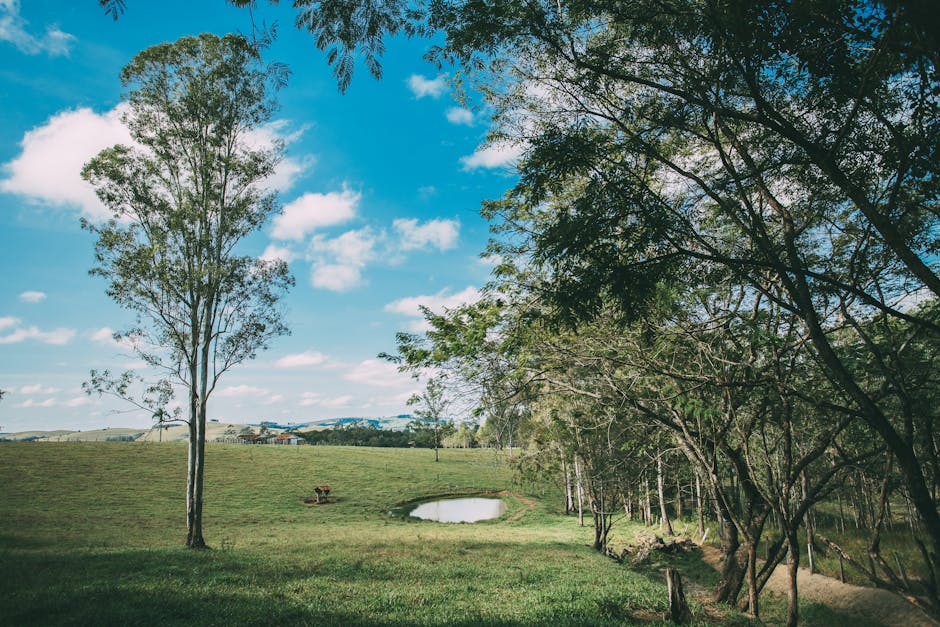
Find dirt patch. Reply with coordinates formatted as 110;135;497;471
699;544;938;626
495;490;536;522
301;497;338;505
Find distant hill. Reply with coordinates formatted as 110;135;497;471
1;415;417;443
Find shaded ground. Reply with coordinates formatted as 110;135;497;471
700;545;938;626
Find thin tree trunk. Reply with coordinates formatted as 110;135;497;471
658;455;674;535
575;457;584;527
696;472;704;536
676;475;683;521
563;458;572;514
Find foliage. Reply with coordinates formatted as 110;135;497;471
81;33;293;548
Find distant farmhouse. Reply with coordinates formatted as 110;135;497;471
233;432;303;445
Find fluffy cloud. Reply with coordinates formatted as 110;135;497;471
259;244;298;264
308;228;378;292
0;106;131;219
310;264;363;292
271;188;359;240
90;326;138;351
18;290;46;303
407;74;448;99
0;0;75;56
446;107;474;125
241;119;312;193
274;350;329;368
393;218;460;252
385;286;482;333
460;141;525;170
1;106;310;220
344;359;414;388
0;318;75;345
216;385;270;398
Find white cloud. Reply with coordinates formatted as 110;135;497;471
18;291;46;303
309;228;377;266
274;350;329;368
370;389;421;408
393;218;460;252
344;359;413;388
446;107;474;125
216;385;269;398
1;105;310;221
19;384;60;394
264;394;284;405
260;244;297;264
242;119;313;192
16;397;58;408
90;326;137;351
0;106;132;219
308;228;379;292
271;188;360;240
385;286;482;333
0;320;75;345
385;286;482;321
0;0;75;56
407;74;448;99
300;392;353;409
64;396;91;408
310;263;363;292
460;141;525;170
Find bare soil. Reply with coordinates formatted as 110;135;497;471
700;545;938;626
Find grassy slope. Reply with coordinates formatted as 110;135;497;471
0;443;869;626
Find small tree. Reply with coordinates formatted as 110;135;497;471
81;34;292;548
408;378;450;462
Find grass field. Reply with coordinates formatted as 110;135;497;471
0;442;880;625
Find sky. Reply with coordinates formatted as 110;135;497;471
0;0;518;432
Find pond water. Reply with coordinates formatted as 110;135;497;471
408;497;507;523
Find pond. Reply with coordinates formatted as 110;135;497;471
407;497;507;523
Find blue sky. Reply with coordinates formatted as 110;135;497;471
0;1;517;431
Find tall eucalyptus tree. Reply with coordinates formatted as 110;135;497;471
82;33;292;548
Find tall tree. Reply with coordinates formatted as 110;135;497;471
81;33;293;548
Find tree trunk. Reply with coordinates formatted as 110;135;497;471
746;541;760;619
676;475;683;521
644;474;653;526
658;455;674;535
563;458;572;514
785;530;801;627
713;514;744;604
575;457;584;527
696;472;704;536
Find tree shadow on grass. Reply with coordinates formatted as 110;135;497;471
0;541;668;626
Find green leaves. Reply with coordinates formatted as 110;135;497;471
82;32;292;411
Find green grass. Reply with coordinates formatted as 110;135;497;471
0;443;880;625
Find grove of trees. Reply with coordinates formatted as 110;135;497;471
308;1;938;624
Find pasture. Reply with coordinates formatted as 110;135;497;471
0;442;876;625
